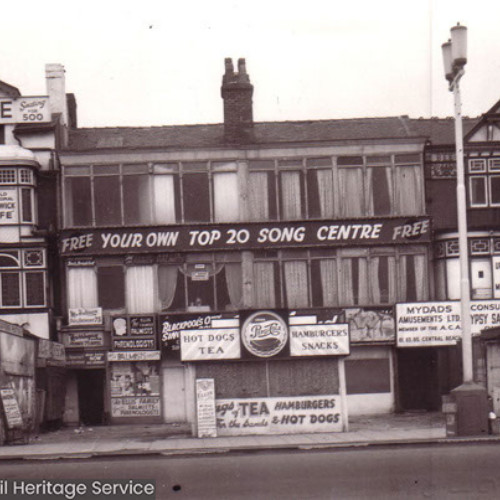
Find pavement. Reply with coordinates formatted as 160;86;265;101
0;412;498;460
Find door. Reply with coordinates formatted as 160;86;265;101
162;366;187;422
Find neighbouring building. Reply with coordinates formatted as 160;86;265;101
57;58;438;434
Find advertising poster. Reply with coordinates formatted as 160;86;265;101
345;308;395;343
68;307;103;326
215;395;343;436
111;397;161;418
0;189;18;224
196;378;217;438
112;315;157;350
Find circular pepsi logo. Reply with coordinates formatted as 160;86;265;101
241;311;288;358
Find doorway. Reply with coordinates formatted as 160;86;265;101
397;348;440;411
76;369;105;425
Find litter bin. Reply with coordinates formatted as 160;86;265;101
451;382;488;436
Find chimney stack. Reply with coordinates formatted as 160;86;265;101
45;63;68;126
221;57;254;143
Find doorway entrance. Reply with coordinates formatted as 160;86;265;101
76;369;105;425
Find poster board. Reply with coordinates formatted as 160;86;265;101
196;378;217;438
0;387;23;429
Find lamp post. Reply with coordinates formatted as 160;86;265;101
441;24;488;435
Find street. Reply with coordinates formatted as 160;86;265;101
0;442;499;499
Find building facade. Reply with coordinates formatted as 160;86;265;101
54;59;441;434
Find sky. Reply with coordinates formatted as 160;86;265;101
1;0;499;128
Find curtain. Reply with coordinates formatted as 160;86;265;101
126;265;155;313
369;256;396;304
214;172;240;222
414;254;427;300
398;166;423;215
320;259;338;306
248;172;269;220
367;167;393;215
339;168;363;216
67;267;98;309
399;254;427;301
284;261;309;308
153;174;176;223
158;265;178;310
281;171;302;220
340;258;354;305
225;262;243;308
357;258;369;304
253;262;276;308
316;169;335;218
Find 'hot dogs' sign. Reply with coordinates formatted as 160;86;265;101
60;217;431;256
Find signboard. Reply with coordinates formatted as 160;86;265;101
0;189;18;224
111;396;161;418
346;308;395;343
216;395;343;436
61;330;105;348
59;216;432;256
68;307;103;326
289;324;349;356
181;327;240;361
65;350;106;368
196;379;217;438
112;315;157;350
494;256;500;299
0;96;51;124
396;300;500;347
37;340;66;367
107;351;161;362
0;387;23;429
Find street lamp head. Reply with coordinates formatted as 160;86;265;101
441;40;454;82
451;23;467;69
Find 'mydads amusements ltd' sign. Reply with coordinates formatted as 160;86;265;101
60;217;431;256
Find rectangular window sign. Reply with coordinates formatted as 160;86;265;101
68;307;103;326
111;396;161;418
181;328;240;361
61;330;105;348
59;217;432;256
289;324;349;356
0;188;18;224
494;256;500;299
107;351;161;362
112;315;157;350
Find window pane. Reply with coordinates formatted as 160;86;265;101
153;175;176;223
97;266;125;309
398;166;423;215
182;173;210;222
345;358;391;394
213;172;240;222
21;188;33;223
95;176;121;225
253;262;280;308
248;171;276;220
187;275;214;310
65;177;92;226
126;266;156;313
25;272;45;306
369;167;392;215
491;176;500;205
1;272;20;306
307;169;334;218
470;177;487;206
280;171;303;220
283;260;309;308
123;175;151;224
339;168;363;216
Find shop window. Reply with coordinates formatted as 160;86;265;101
65;177;92;226
97;266;125;309
345;358;391;394
94;176;121;225
182;172;210;222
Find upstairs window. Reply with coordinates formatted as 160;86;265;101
468;157;500;208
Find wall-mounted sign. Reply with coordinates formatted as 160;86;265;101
289;324;349;356
396;300;500;347
345;308;395;343
196;379;217;438
0;189;18;224
0;387;23;429
107;351;161;362
216;395;342;436
37;340;66;367
65;350;106;368
0;96;51;124
112;315;157;350
59;216;432;256
111;396;161;418
241;310;288;358
68;307;103;326
494;256;500;299
61;330;105;348
181;327;240;361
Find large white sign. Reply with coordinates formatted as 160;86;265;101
493;256;500;299
0;189;18;224
180;328;240;361
196;379;217;438
68;307;103;326
289;324;349;356
0;96;51;124
397;300;500;347
215;395;343;436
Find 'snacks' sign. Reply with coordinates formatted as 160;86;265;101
60;217;431;255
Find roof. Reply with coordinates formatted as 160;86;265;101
0;80;21;99
64;115;481;153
